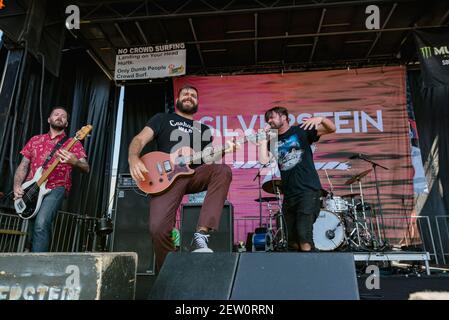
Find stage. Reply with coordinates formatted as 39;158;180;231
137;251;443;301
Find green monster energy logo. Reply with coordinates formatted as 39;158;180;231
420;45;449;59
420;47;432;59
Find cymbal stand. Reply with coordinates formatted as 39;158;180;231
356;177;371;238
273;185;287;250
358;156;389;248
346;184;359;246
265;163;287;251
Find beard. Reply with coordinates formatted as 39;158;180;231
49;119;66;131
268;121;283;130
176;99;198;115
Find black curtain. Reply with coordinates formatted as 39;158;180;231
58;51;118;219
408;70;449;216
0;48;59;195
118;81;172;174
408;69;449;262
0;47;118;221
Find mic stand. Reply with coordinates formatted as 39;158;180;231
358;155;389;248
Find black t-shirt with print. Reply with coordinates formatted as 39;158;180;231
271;125;321;199
146;113;213;167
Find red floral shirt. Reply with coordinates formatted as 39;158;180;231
20;132;87;192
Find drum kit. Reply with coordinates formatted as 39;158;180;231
254;168;383;252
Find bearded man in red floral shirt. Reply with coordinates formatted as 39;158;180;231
13;107;90;252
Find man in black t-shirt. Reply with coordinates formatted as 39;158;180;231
128;85;235;271
258;106;336;252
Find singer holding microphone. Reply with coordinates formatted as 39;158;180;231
257;106;336;252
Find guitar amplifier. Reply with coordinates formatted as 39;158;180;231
180;201;234;252
112;186;155;274
117;173;138;188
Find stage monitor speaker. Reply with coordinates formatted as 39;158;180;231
180;201;233;252
149;253;238;300
112;187;155;274
231;252;359;300
149;252;359;300
0;252;137;300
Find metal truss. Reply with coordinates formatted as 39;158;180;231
74;0;415;24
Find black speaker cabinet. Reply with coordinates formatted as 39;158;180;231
149;252;359;300
112;187;155;274
180;201;233;252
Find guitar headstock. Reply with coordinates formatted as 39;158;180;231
75;125;93;141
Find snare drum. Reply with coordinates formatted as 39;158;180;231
325;196;348;213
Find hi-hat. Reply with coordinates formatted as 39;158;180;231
262;179;283;194
254;197;279;203
344;169;372;185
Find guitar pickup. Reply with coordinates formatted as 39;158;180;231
163;160;172;173
156;163;163;175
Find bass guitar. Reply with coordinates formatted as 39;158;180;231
14;125;92;219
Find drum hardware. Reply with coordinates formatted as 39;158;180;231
262;179;283;195
253;155;287;251
340;192;361;198
344;203;373;250
254;161;274;227
344;168;374;248
266;202;288;251
254;197;279;203
349;154;390;249
320;188;330;198
325;196;349;213
249;154;388;253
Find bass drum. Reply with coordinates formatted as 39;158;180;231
313;210;345;251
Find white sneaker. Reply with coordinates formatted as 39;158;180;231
191;232;213;253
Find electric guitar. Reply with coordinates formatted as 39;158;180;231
136;131;267;195
14;125;92;220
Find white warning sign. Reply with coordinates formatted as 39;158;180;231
115;43;186;80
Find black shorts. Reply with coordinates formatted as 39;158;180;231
283;190;321;247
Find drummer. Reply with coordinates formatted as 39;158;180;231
257;106;336;252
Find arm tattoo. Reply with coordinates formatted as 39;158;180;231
77;158;90;173
14;157;30;187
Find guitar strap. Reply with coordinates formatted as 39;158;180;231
42;135;70;169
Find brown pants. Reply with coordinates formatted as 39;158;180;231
149;164;232;271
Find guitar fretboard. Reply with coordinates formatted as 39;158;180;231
182;131;267;165
36;138;80;186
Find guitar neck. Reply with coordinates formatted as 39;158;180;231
37;138;78;186
187;135;251;165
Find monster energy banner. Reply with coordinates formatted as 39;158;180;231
414;29;449;88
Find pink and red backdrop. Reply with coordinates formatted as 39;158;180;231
174;66;413;245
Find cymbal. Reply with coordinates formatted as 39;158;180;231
262;179;283;194
320;189;329;197
254;197;279;203
340;193;361;198
344;169;372;185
